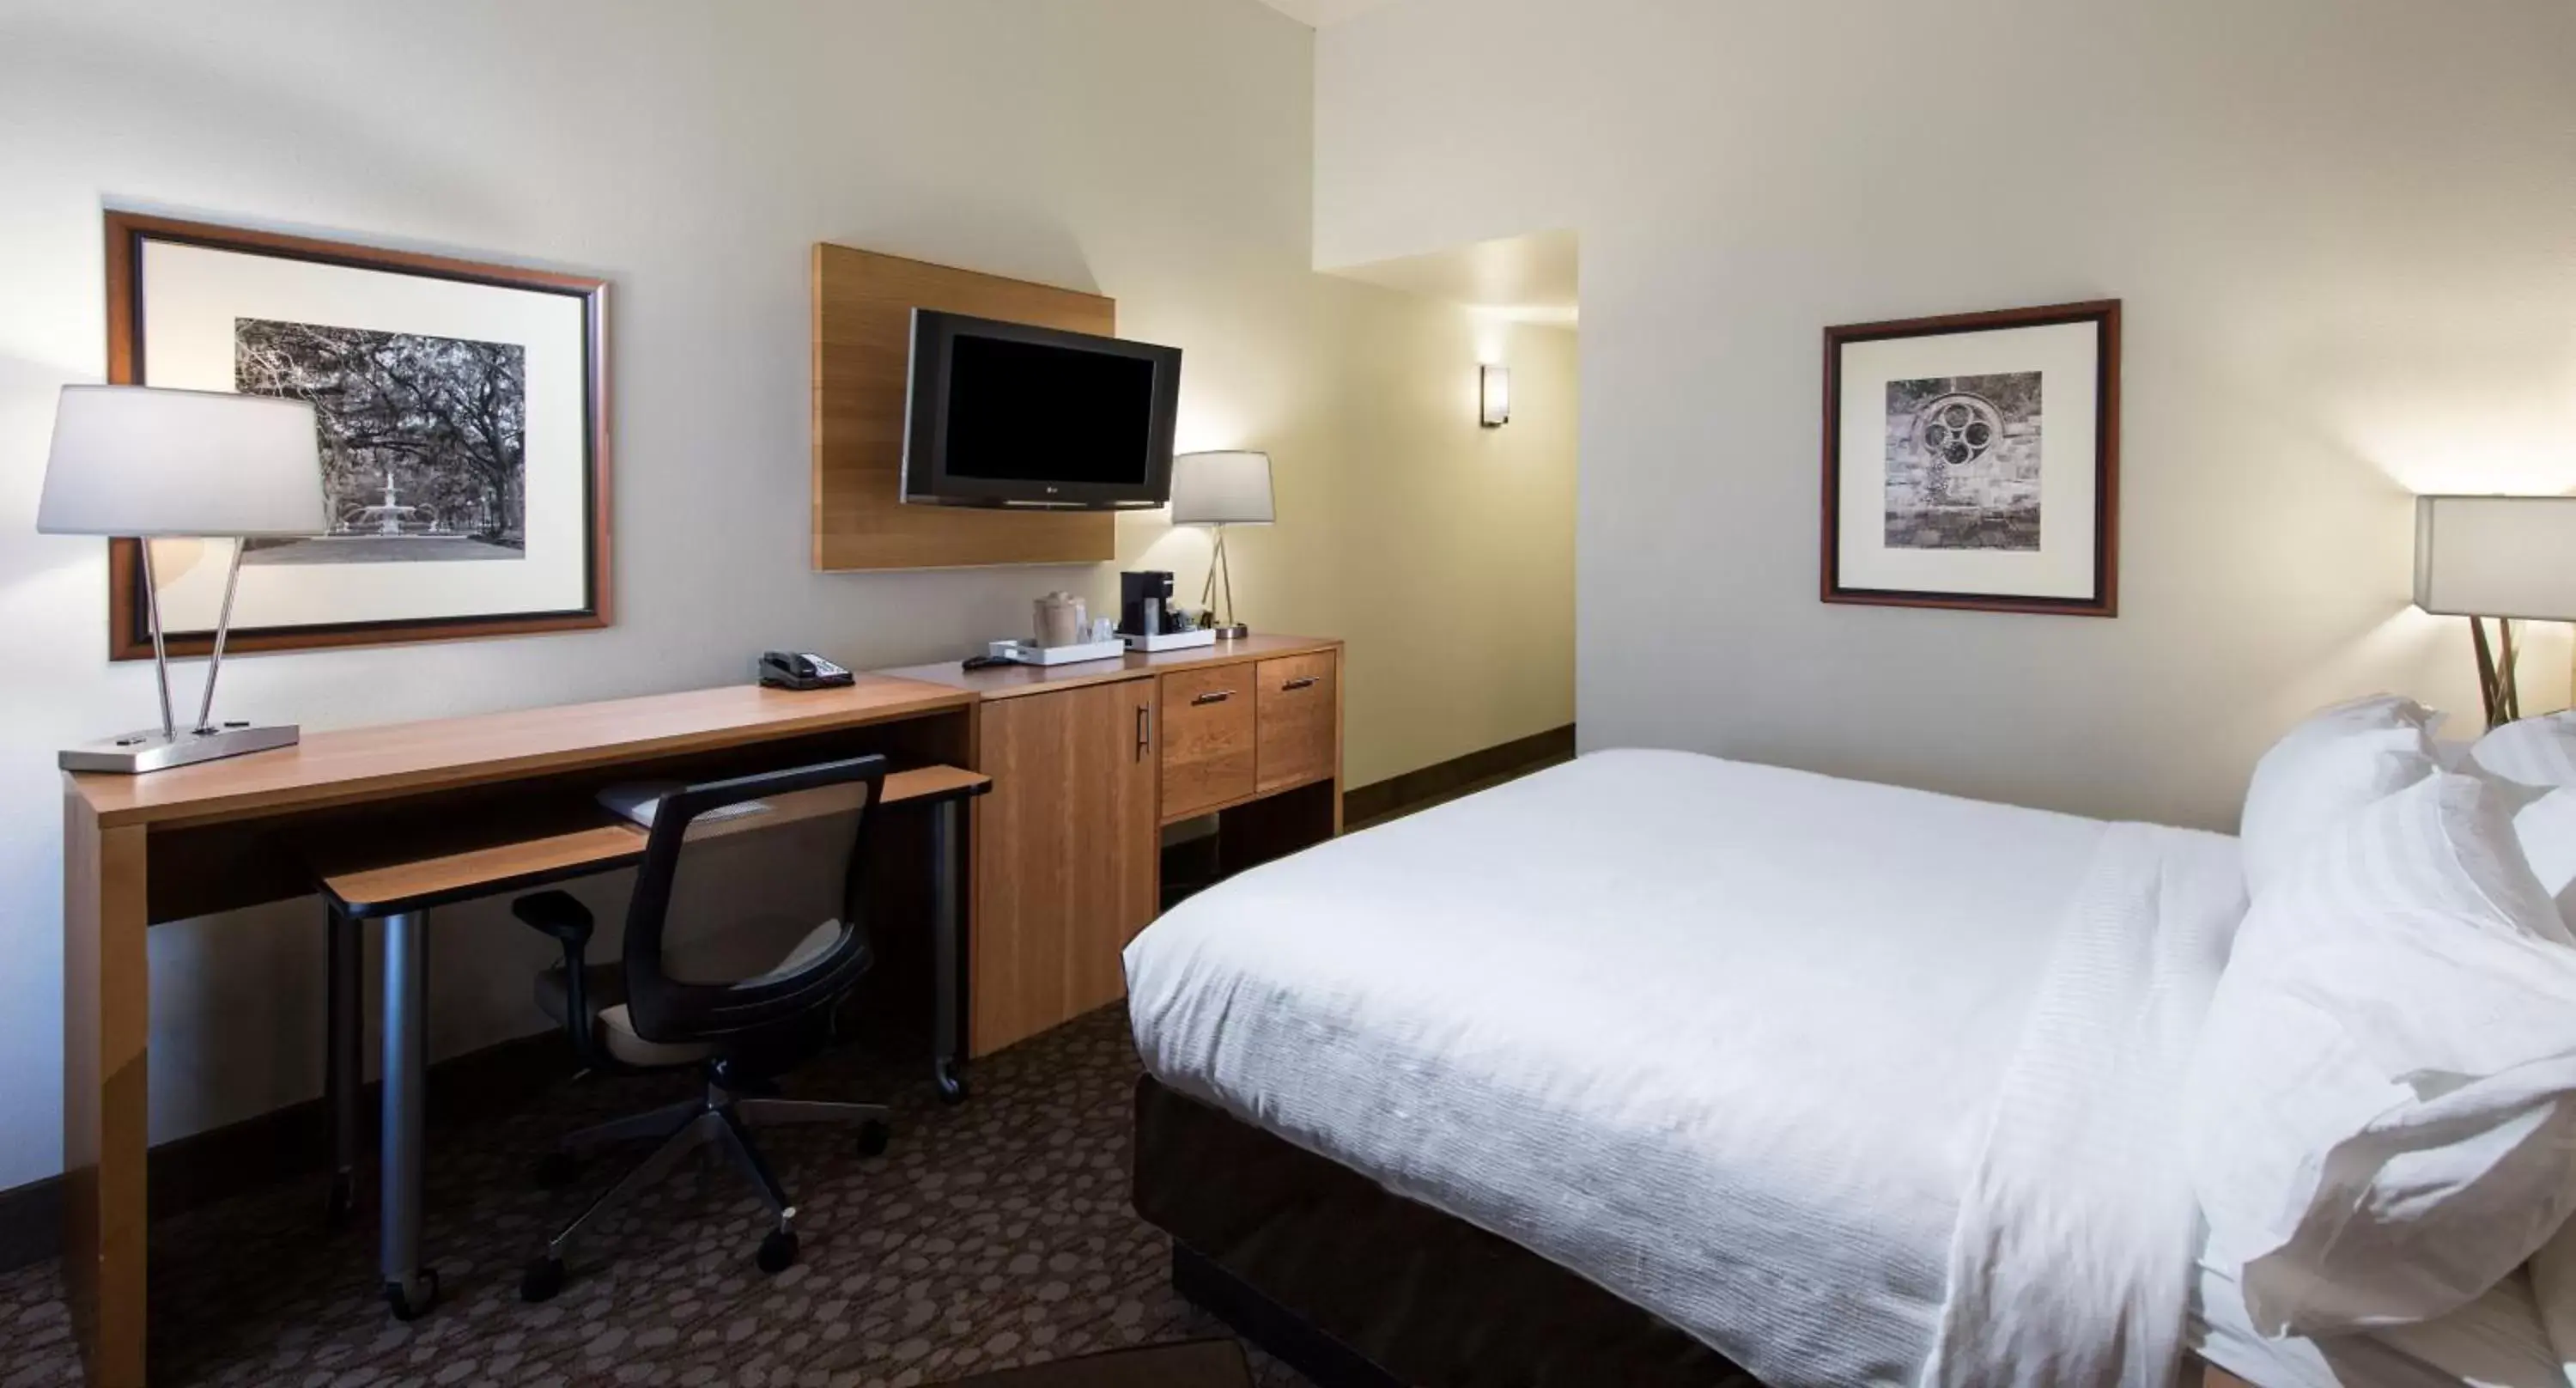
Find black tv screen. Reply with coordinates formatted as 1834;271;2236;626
901;310;1182;509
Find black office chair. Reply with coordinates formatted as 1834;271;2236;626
510;753;895;1302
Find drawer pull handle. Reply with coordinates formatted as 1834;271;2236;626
1281;676;1318;691
1135;705;1151;760
1191;690;1235;706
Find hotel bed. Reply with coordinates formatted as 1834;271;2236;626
1121;748;2567;1388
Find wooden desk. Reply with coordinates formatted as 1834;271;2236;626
61;676;975;1385
311;764;992;916
305;758;989;1320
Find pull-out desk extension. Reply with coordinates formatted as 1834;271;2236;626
307;763;988;1319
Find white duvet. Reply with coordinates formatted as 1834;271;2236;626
1125;748;2245;1387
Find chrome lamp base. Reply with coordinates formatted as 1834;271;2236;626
64;537;297;774
1199;526;1253;642
61;722;300;774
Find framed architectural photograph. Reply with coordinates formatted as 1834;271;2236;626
1820;300;2119;617
102;210;611;658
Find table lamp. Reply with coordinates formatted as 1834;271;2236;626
2413;494;2576;728
39;384;327;772
1169;449;1273;640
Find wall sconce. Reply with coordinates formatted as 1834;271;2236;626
1479;364;1510;428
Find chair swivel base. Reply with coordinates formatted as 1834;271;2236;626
519;1081;890;1302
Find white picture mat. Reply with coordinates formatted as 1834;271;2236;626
137;238;592;632
1835;319;2100;600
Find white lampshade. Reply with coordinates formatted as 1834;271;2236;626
1169;450;1274;527
2414;495;2576;620
38;385;327;539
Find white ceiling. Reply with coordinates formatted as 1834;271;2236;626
1253;0;1400;27
1325;229;1579;326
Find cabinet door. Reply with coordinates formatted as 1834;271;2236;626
1160;667;1257;819
1255;652;1337;794
971;679;1159;1056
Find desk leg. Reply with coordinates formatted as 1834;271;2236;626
378;910;438;1320
932;797;969;1104
63;794;149;1387
323;905;363;1227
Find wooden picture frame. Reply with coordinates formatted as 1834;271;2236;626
1820;299;2119;617
103;210;612;660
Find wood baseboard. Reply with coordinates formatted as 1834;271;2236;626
0;1028;576;1274
1341;725;1574;827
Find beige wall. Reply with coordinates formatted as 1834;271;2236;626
1123;306;1577;788
0;0;1576;1186
1315;0;2576;832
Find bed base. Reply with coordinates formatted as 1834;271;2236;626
1133;1075;1758;1387
1137;1077;2259;1388
1171;1244;1407;1388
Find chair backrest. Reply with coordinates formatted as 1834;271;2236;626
619;752;889;1044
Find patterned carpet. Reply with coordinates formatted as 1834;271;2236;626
0;1006;1306;1387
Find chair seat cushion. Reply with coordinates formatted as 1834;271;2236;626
532;960;713;1068
724;917;849;988
533;917;849;1068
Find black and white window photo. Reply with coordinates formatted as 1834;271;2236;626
1883;371;2040;551
1823;301;2116;616
234;318;527;563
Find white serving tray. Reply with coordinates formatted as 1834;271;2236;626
1121;628;1218;653
987;637;1127;667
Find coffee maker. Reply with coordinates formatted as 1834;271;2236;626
1119;569;1175;637
1118;569;1215;651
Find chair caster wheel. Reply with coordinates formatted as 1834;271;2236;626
534;1151;582;1189
520;1256;566;1304
756;1228;799;1275
857;1120;891;1157
384;1267;439;1321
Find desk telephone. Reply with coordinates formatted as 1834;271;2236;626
757;650;854;691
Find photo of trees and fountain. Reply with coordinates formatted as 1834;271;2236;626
234;318;526;563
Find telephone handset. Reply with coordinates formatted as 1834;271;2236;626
756;650;854;691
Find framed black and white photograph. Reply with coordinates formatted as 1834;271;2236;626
1820;300;2118;616
104;210;611;658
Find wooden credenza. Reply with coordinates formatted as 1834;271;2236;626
883;634;1343;1053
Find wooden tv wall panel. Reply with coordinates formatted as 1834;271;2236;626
811;243;1116;569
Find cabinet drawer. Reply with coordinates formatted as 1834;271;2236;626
1160;667;1256;819
1255;654;1336;794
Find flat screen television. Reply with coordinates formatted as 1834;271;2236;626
900;309;1183;509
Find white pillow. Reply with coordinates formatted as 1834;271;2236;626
2517;788;2576;932
2529;1218;2576;1388
2238;695;2441;897
2473;710;2576;789
2469;723;2576;1367
2189;773;2576;1335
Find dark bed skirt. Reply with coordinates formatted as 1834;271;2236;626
1130;1075;1759;1388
